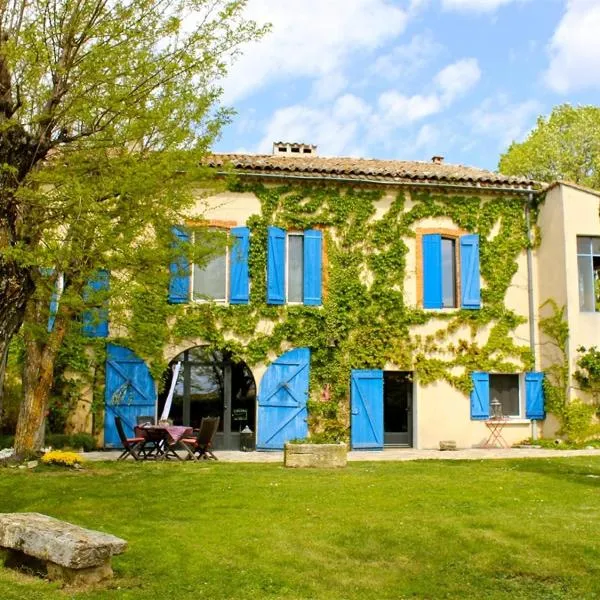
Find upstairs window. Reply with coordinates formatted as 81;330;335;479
192;230;227;302
287;233;304;303
267;227;322;306
422;233;480;310
441;237;457;308
168;226;249;305
577;236;600;312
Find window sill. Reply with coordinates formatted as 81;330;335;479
496;418;531;424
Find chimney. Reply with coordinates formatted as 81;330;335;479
273;142;318;156
431;155;444;165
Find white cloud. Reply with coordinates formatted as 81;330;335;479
435;58;481;103
310;73;348;103
469;96;542;147
544;0;600;93
371;32;443;82
441;0;527;11
257;58;482;156
224;0;409;103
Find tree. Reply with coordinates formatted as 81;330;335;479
0;0;266;453
499;104;600;190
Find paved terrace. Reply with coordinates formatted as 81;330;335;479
82;447;600;462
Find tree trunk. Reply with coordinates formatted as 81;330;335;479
13;298;67;455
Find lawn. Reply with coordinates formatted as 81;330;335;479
1;458;600;600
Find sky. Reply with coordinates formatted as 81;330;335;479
213;0;600;172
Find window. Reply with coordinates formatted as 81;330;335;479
287;233;304;303
577;236;600;311
168;225;250;305
489;374;520;417
192;230;227;302
471;372;545;421
422;233;480;310
267;226;322;306
441;237;456;308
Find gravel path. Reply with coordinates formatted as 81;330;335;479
81;447;600;463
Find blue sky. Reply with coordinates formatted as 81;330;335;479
214;0;600;172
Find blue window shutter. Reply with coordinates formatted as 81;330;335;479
230;227;250;304
303;229;322;306
82;269;109;338
470;371;489;420
267;226;285;304
350;370;384;449
460;234;481;309
525;372;545;420
423;234;442;309
41;268;60;333
168;226;190;304
48;285;60;333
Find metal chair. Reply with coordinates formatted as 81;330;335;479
114;416;145;461
181;416;220;460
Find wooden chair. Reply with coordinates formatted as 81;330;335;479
115;416;146;461
181;416;220;460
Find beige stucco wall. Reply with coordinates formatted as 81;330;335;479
415;378;535;449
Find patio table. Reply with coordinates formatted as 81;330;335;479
138;425;196;461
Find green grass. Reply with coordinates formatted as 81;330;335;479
1;458;600;599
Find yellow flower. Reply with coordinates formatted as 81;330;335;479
41;450;85;467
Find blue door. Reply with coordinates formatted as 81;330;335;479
104;344;156;448
257;348;310;450
351;369;384;450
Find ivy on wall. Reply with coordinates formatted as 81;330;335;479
54;180;536;438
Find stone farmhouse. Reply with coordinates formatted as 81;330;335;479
74;142;600;450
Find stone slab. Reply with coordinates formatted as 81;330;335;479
284;443;347;468
0;513;126;569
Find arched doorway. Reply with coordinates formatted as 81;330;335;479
158;347;256;450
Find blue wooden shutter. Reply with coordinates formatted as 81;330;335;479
41;268;60;333
48;283;60;333
525;372;545;420
460;234;481;309
267;226;285;304
82;269;109;338
303;229;322;306
230;226;250;304
257;348;310;449
470;371;489;420
104;344;157;448
168;226;190;304
351;370;384;449
423;234;442;309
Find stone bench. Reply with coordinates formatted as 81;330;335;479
0;512;127;586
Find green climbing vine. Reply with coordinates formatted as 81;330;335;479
54;180;538;440
539;300;600;441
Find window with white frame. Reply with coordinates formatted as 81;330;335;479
577;236;600;312
441;237;457;308
287;233;304;303
192;230;228;302
489;374;520;417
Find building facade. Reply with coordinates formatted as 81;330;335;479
75;149;600;450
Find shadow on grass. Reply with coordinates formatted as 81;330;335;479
509;458;600;488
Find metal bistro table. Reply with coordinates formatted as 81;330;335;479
138;424;197;461
483;416;510;448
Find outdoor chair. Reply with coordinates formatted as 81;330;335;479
115;416;146;461
181;416;220;460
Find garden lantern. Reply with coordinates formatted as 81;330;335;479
491;398;503;419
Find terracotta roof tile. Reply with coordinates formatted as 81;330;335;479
205;153;539;190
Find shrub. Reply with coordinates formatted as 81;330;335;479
70;433;97;452
41;450;84;467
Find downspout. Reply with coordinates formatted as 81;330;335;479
526;187;538;439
